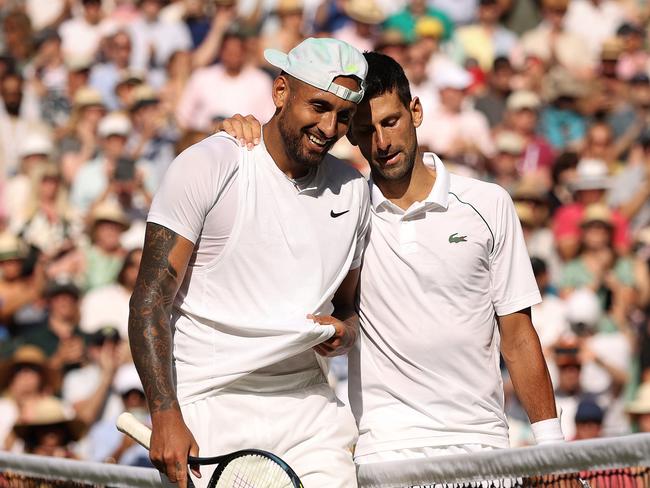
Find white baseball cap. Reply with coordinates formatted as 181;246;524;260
17;132;53;159
434;65;472;90
98;112;132;138
264;37;367;103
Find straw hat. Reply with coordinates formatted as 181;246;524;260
513;177;547;202
275;0;303;15
495;131;525;155
17;132;54;159
343;0;386;25
507;90;541;111
98;112;132;138
375;29;408;49
581;203;613;227
13;396;86;442
89;201;131;230
73;87;105;109
626;383;650;415
0;232;26;262
515;202;535;226
0;345;61;393
129;84;159;112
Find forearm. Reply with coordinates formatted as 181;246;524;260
128;224;186;415
501;322;557;423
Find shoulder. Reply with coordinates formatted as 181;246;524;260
323;155;366;187
449;173;510;204
176;132;241;165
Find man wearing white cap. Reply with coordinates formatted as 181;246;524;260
129;38;369;488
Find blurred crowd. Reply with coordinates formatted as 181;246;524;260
0;0;648;466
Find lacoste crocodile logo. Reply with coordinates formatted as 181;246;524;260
448;232;468;243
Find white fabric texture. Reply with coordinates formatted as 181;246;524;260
349;154;541;457
147;132;371;405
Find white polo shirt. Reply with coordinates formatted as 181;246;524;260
148;133;370;405
349;153;541;457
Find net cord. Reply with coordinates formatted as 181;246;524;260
357;433;650;488
0;451;161;487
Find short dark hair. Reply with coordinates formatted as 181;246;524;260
362;52;412;108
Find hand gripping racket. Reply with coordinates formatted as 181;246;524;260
116;412;303;488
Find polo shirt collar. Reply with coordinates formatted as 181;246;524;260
370;152;450;214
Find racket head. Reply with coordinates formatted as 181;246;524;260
196;449;302;488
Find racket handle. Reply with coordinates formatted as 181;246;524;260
116;412;152;450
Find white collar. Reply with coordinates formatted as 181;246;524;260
370;152;450;215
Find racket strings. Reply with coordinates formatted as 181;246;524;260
215;454;296;488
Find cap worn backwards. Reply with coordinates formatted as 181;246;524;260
264;37;367;103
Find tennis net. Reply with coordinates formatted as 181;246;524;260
1;434;648;487
357;433;650;488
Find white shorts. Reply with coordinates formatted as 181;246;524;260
163;382;358;488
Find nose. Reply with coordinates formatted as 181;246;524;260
375;128;390;153
317;112;337;140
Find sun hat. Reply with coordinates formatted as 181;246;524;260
113;363;144;395
507;90;541;111
581;203;613;227
17;132;54;159
626;382;650;415
495;131;525;154
343;0;386;25
570;158;611;192
434;65;472;90
264;37;367;103
0;232;26;262
13;396;86;442
98;112;132;138
0;345;61;393
89;200;131;230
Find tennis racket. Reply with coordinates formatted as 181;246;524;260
116;412;303;488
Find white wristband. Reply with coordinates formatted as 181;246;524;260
531;417;564;444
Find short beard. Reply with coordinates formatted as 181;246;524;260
372;135;417;183
278;111;323;169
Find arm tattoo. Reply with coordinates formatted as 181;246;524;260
129;223;181;414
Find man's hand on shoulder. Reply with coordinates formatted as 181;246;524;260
218;113;262;150
309;313;358;357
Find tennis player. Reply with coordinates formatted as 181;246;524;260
128;38;370;488
221;52;564;467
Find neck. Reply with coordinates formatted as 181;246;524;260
263;121;311;179
374;151;436;210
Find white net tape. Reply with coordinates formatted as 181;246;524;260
357;434;650;488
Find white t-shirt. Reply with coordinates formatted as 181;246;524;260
148;133;370;405
349;153;541;457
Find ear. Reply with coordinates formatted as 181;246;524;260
272;75;290;109
410;96;423;129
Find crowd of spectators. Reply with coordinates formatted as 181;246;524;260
0;0;649;466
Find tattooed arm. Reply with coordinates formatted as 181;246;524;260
128;222;199;488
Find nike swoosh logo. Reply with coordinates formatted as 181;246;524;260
330;210;350;218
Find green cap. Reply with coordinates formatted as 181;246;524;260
264;37;367;103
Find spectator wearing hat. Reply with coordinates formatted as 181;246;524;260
25;30;67;106
563;287;631;436
0;232;46;326
539;68;588;151
62;325;129;430
384;0;454;44
616;22;648;81
334;0;385;53
626;382;650;433
503;89;555;184
487;130;525;192
373;28;409;67
59;87;107;185
89;31;135;111
70;112;133;213
80;248;141;339
13;278;85;370
114;70;146;112
552;158;630;260
519;0;593;78
573;398;605;440
418;64;495;167
455;0;518;72
13;395;86;457
176;31;275;132
79;200;130;291
3;131;55;231
474;57;514;128
0;345;60;450
260;0;306;65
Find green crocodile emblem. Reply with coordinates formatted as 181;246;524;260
448;232;468;244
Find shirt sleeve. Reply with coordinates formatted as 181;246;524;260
489;186;542;316
350;179;371;270
147;135;240;244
